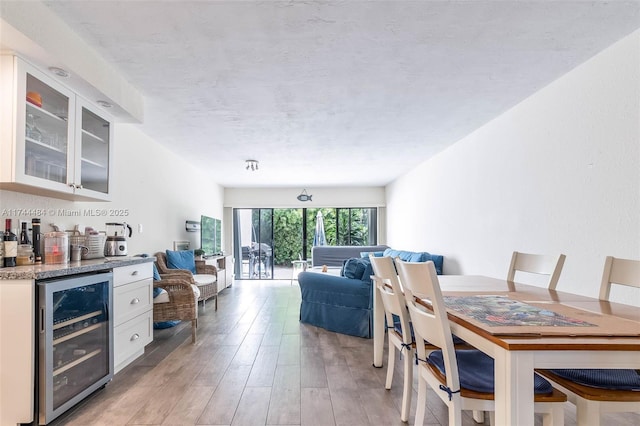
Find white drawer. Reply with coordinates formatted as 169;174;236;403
114;311;152;369
113;278;152;327
113;262;152;287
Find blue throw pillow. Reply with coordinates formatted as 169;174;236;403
154;320;180;329
166;250;196;273
360;257;374;283
409;252;429;262
361;251;384;258
152;263;162;281
382;248;444;275
343;258;367;280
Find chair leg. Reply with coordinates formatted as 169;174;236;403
542;403;565;426
191;319;197;344
576;398;600;426
472;410;485;424
385;338;396;390
215;295;218;311
401;349;413;422
487;410;495;426
448;401;462;426
415;374;428;426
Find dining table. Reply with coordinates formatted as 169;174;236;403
372;275;640;425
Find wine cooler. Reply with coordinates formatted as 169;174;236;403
37;272;113;424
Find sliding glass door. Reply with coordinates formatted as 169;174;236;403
233;208;274;280
233;207;377;280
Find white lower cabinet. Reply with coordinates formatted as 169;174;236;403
113;262;153;373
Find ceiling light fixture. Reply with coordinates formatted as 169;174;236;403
245;159;259;171
48;67;70;78
96;100;113;108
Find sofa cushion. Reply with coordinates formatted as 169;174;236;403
312;245;390;267
165;249;197;273
360;257;374;283
428;349;554;394
547;369;640;390
383;248;444;275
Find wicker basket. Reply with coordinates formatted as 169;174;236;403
82;234;107;259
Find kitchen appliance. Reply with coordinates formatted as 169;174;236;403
44;231;69;264
104;223;132;257
36;272;113;424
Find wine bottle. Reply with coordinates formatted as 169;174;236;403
32;218;42;263
4;219;17;267
19;221;30;245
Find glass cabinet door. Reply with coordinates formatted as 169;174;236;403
24;72;72;186
77;103;110;194
38;272;113;424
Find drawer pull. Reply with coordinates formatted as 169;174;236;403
130;333;140;341
130;298;140;305
131;270;139;276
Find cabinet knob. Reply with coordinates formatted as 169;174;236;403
130;298;139;305
130;333;140;341
131;270;139;276
76;184;83;189
68;183;76;189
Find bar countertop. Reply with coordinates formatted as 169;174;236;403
0;256;154;280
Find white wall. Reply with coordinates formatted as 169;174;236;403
0;124;224;255
224;186;387;252
386;30;640;304
224;186;385;208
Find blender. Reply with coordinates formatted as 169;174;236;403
104;222;132;256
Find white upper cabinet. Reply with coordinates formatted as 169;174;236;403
0;56;113;201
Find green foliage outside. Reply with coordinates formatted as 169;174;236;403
273;209;303;267
271;208;373;266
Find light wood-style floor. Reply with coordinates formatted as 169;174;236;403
53;279;640;426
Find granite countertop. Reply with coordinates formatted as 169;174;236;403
0;256;154;280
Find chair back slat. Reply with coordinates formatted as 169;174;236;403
369;255;401;288
507;251;566;290
395;259;460;391
370;256;412;345
599;256;640;300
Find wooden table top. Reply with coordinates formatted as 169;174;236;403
426;275;640;351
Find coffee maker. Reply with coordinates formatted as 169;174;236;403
104;222;132;256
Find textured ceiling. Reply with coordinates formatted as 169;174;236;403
39;1;640;188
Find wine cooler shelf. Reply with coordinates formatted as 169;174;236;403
53;348;102;376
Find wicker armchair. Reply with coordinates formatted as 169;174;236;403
155;251;218;310
152;274;199;343
155;251;218;277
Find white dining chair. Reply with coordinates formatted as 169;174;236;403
370;255;415;422
537;256;640;426
507;251;566;290
396;259;567;426
373;274;417;423
598;255;640;300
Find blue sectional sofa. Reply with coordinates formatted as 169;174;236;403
298;248;443;338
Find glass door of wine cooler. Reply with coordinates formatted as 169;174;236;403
37;272;113;425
